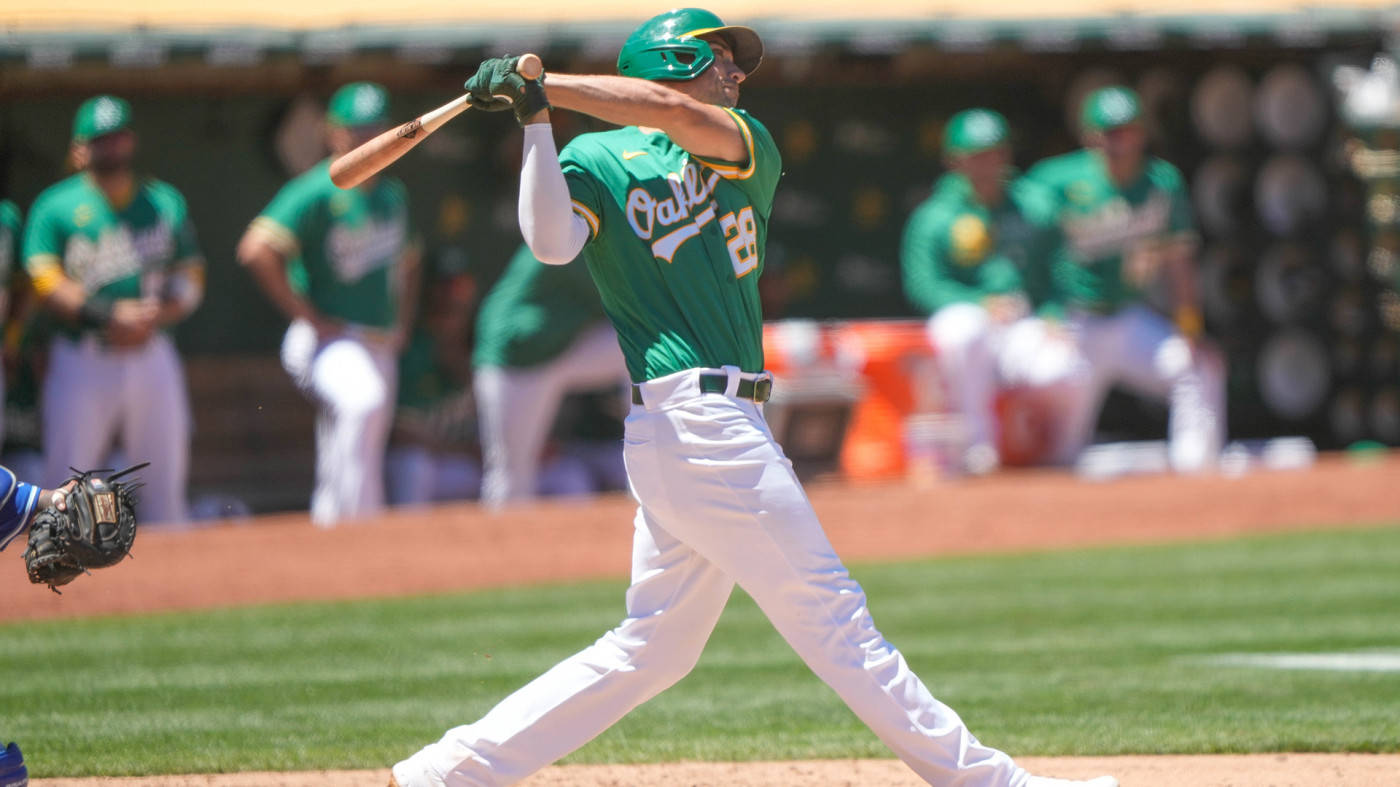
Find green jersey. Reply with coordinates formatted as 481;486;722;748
900;172;1057;315
474;244;607;369
1025;149;1195;314
0;200;19;292
251;159;409;329
23;174;201;337
561;108;781;383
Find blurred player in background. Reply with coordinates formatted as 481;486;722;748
0;197;20;445
385;253;480;506
238;82;421;526
1024;86;1225;471
901;108;1086;474
23;96;204;524
472;243;627;506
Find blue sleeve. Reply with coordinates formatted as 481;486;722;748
0;466;42;551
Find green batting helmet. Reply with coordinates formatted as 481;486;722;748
1081;85;1142;133
944;108;1010;157
617;8;763;82
72;95;132;144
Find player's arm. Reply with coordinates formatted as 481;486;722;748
24;235;156;347
899;206;980;314
154;192;206;328
236;220;340;336
539;74;746;163
0;465;71;552
154;260;205;328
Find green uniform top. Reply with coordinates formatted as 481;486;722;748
0;200;20;290
23;174;201;338
251;159;409;329
474;243;607;369
1025;149;1195;315
560;107;782;383
900;172;1058;315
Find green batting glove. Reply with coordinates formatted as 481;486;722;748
464;57;514;113
463;55;551;125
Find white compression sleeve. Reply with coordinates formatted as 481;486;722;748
520;123;589;265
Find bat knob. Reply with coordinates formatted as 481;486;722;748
517;53;544;80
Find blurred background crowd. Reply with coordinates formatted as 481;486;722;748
1;0;1398;524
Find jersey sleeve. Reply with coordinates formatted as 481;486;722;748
251;174;318;257
560;141;605;242
20;190;68;273
163;184;203;264
691;109;782;214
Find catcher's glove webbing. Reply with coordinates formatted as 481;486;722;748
23;463;148;593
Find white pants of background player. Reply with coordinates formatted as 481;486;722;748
42;334;190;524
473;321;627;507
1054;305;1226;471
394;366;1034;787
930;303;1091;466
282;319;397;526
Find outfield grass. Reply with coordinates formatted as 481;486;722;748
2;525;1398;776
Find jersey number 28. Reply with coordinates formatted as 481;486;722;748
720;207;758;278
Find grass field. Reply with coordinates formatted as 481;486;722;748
3;525;1399;777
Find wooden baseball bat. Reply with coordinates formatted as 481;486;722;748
329;53;543;189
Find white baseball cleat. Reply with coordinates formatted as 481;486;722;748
1025;776;1119;787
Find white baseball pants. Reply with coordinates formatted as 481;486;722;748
393;367;1031;787
281;319;397;526
473;321;627;507
1055;305;1226;471
42;334;190;525
929;304;1092;462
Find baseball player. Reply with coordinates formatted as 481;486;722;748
901;108;1087;473
473;243;627;506
1023;86;1225;471
237;82;421;526
390;10;1116;787
23;96;204;524
0;198;21;444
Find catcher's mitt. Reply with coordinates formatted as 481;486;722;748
23;463;148;593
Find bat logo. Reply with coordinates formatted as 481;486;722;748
398;120;423;140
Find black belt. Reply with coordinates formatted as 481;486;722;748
632;373;773;405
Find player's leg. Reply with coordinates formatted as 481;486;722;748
119;335;191;524
392;502;735;785
998;317;1097;466
305;334;391;525
474;365;557;506
627;374;1027;786
41;337;122;488
1106;305;1224;472
928;303;1001;473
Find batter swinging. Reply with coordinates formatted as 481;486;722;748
391;10;1116;787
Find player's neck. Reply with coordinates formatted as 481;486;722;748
88;170;136;209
